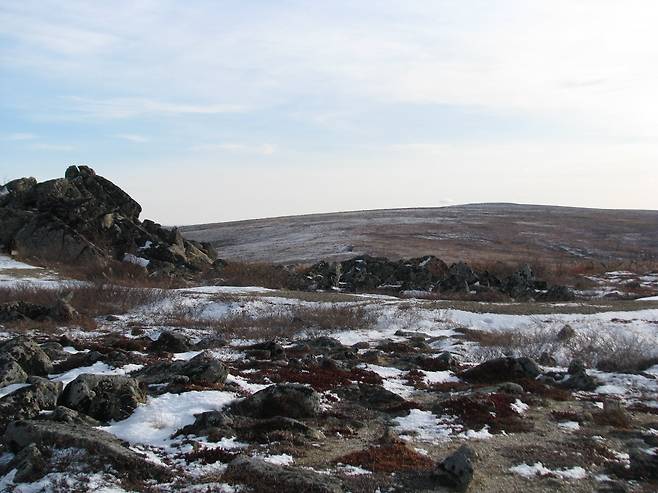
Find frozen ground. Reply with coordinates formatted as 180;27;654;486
1;266;658;491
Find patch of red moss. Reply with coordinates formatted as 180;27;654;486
437;393;533;433
336;442;434;473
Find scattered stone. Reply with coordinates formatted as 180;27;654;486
11;443;46;483
434;445;475;491
59;374;146;422
230;383;321;419
417;352;459;371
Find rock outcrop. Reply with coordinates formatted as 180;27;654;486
0;165;219;276
304;256;574;300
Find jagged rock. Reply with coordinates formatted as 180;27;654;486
0;377;63;432
0;337;53;375
434;445;475;491
58;374;146;422
224;456;343;493
230;383;321;419
3;419;169;480
538;285;576;302
0;355;28;388
0;166;217;275
150;331;191;353
135;350;228;386
39;342;69;361
440;262;479;292
542;360;598;391
461;357;541;384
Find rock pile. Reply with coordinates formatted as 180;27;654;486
304;255;575;301
0;165;220;276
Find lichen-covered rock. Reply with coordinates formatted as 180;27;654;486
4;420;169;481
58;374;146;422
135;350;228;386
230;383;321;419
0;355;28;388
461;357;541;384
150;331;191;353
434;445;475;491
0;377;62;432
0;336;53;375
224;456;343;493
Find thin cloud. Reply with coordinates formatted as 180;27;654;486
115;133;149;143
67;97;249;119
191;143;275;156
4;133;36;141
32;143;75;151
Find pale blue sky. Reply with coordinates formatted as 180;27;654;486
2;1;657;223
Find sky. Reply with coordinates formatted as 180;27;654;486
1;1;658;224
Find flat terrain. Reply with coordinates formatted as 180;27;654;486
180;203;658;265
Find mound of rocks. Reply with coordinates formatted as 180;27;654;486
304;256;575;300
0;165;220;276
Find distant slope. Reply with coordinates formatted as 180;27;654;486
180;204;658;265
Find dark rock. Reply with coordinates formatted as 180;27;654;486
151;331;191;353
417;352;459;371
224;456;343;493
40;405;102;426
538;351;557;366
557;324;576;341
496;382;525;394
12;443;47;483
628;445;658;479
0;377;63;432
0;336;53;375
440;262;479;292
337;383;409;414
231;383;321;419
4;419;169;480
0;166;217;276
59;374;146;422
461;357;541;384
39;342;68;361
568;359;586;375
135;350;228;386
0;355;28;388
538;285;576;302
434;445;475;491
244;341;286;360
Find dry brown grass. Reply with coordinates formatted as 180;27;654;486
0;283;165;318
162;302;375;340
336;442;434;473
217;261;302;289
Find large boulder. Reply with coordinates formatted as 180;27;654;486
59;374;146;422
0;377;63;432
135;350;228;386
3;419;169;480
0;166;218;275
461;357;541;384
0;336;53;375
0;355;28;388
230;383;321;419
224;456;343;493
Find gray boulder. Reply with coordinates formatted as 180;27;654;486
224;456;343;493
461;357;541;384
4;419;169;480
59;374;146;422
0;376;62;432
151;331;191;353
135;350;228;386
0;336;53;375
0;355;28;388
231;383;321;419
434;445;475;491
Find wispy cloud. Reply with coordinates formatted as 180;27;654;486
67;97;249;119
32;143;75;151
115;133;149;143
3;133;36;141
191;143;275;156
